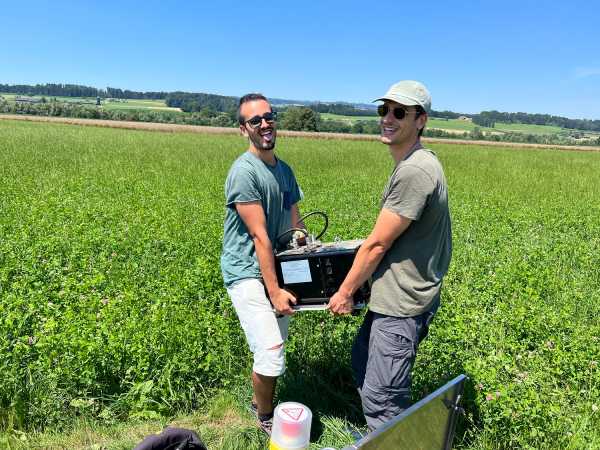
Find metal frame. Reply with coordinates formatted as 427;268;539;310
340;374;467;450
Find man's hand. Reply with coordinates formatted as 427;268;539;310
270;288;297;315
328;290;354;315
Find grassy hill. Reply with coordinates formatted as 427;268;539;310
2;93;598;145
0;93;180;112
320;112;599;139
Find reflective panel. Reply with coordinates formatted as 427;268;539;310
341;375;466;450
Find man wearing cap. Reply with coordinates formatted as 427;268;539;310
328;80;452;431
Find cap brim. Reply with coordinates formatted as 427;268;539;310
372;95;420;106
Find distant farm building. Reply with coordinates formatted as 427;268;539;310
458;116;472;122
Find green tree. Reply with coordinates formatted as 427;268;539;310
471;127;484;139
280;107;320;131
211;112;235;127
351;121;364;134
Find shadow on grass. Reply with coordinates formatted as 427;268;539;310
278;339;480;447
277;351;364;443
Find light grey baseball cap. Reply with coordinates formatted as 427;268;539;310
374;80;431;113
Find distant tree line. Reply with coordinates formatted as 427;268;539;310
430;110;464;119
3;85;600;146
164;92;238;113
278;107;381;134
472;110;600;132
0;83;101;98
0;98;236;127
308;102;376;116
4;83;600;132
105;87;167;99
305;104;466;119
2;98;599;146
0;83;167;100
423;126;600;146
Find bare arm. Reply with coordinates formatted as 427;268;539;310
236;201;296;315
328;208;412;315
290;203;305;230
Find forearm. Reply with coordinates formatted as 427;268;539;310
253;234;280;296
338;240;386;297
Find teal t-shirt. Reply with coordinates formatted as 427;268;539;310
221;151;302;287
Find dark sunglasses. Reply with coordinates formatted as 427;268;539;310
377;104;414;120
245;111;277;128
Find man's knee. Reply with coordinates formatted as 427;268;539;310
253;343;285;377
361;384;411;431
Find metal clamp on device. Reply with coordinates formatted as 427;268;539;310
274;211;370;311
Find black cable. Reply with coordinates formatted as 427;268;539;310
298;210;328;240
275;227;309;243
275;210;329;244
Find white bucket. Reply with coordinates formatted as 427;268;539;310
269;402;312;450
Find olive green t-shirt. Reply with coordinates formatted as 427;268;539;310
369;145;452;317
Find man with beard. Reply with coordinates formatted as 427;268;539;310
328;80;452;431
221;93;304;435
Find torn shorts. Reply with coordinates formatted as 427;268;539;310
227;278;290;377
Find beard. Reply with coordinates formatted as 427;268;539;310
249;128;276;151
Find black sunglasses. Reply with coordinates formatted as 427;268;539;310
377;104;414;120
245;111;277;128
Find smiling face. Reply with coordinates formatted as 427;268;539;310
239;99;277;152
379;100;427;147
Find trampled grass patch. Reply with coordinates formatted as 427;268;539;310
1;120;599;449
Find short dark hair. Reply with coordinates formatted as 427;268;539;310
415;105;427;137
238;93;269;125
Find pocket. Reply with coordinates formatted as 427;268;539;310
366;328;416;391
377;328;415;359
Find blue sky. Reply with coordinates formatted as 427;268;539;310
3;1;600;119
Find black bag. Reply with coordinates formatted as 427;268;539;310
133;427;207;450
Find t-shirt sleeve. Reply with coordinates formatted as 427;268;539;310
383;165;434;220
225;165;261;207
288;167;303;206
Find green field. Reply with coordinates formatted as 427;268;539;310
428;118;492;132
101;98;180;111
320;113;486;131
0;93;180;112
320;112;379;123
431;119;566;135
320;112;583;136
493;121;565;135
1;120;599;449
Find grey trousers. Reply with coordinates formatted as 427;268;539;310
351;302;438;431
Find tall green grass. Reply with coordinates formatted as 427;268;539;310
1;120;599;449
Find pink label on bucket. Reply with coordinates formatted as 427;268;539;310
281;407;304;421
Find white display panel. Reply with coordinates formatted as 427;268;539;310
281;259;312;284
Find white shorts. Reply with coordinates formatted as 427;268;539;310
227;278;290;377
